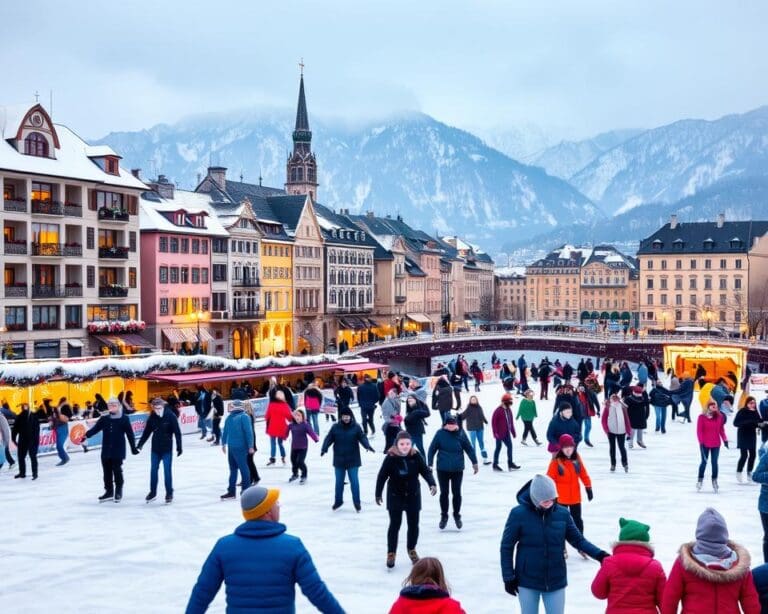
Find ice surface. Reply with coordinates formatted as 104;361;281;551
2;370;763;613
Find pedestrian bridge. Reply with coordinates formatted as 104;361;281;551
351;331;768;376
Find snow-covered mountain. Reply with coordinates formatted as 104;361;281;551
473;123;557;161
97;110;600;253
570;106;768;213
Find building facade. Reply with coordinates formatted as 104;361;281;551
525;246;583;323
494;271;527;321
579;246;639;328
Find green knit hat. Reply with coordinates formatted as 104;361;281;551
618;517;651;543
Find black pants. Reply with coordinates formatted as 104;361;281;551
4;445;13;465
607;433;628;468
453;388;462;409
540;380;549;400
291;449;308;477
437;470;463;516
247;452;260;484
361;407;376;435
388;508;420;553
521;421;537;442
761;512;768;563
494;434;513;466
738;446;757;473
17;442;38;477
212;417;222;444
102;457;124;494
565;503;583;533
384;425;400;452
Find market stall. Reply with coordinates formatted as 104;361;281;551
663;344;747;388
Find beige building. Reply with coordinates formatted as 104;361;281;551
1;103;145;359
525;246;583;323
495;271;527;321
637;214;768;335
579;246;639;327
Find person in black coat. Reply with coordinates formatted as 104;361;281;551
403;394;430;458
375;431;437;568
11;403;45;479
84;398;139;502
624;386;650;449
194;385;212;441
210;388;225;445
269;378;296;411
432;377;454;422
334;378;355;414
357;374;379;437
552;385;584;425
449;372;463;410
735;396;761;483
137;398;183;503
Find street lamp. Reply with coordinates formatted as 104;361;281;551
660;310;669;335
702;307;713;337
191;310;206;354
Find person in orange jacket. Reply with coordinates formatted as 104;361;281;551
547;433;593;556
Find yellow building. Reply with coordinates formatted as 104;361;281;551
259;231;294;356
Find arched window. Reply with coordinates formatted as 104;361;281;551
366;288;372;303
350;290;357;308
329;289;336;304
358;290;365;306
25;132;49;157
329;270;336;284
343;252;350;264
297;167;304;181
329;250;336;263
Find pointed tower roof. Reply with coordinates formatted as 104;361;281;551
294;74;310;133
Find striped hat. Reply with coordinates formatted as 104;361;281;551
241;485;280;521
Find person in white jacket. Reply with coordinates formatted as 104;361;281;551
0;411;15;470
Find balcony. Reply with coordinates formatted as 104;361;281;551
64;284;83;297
31;243;83;257
32;284;66;299
395;295;407;303
329;306;373;314
3;197;26;213
295;305;318;314
98;207;130;222
98;245;129;259
64;203;83;217
31;199;64;215
231;309;265;320
232;277;261;287
3;240;27;255
4;283;27;298
99;285;129;298
32;321;59;331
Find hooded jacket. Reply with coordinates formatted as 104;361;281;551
403;398;430;436
375;448;435;512
661;541;760;614
321;419;373;469
591;541;666;613
458;402;487;432
381;396;402;428
546;413;582;448
185;520;344;614
222;408;255;450
388;585;465;614
432;380;454;412
625;392;650;430
427;426;477;472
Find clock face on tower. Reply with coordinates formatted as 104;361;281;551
30;113;43;127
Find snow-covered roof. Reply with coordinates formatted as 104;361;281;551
495;266;526;277
140;196;229;236
0;104;31;139
84;144;120;158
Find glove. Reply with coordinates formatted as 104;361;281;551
429;485;437;496
586;487;594;501
504;579;519;596
595;551;609;563
177;449;183;457
376;497;383;506
724;441;730;449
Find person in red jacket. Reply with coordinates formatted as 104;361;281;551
591;517;666;613
265;390;294;466
389;557;465;614
696;400;729;493
491;393;520;472
661;507;760;614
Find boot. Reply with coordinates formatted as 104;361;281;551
332;502;343;510
492;464;503;472
454;514;463;529
439;514;448;530
386;552;396;569
585;441;594;447
610;465;616;472
737;472;744;484
299;476;307;484
289;475;299;483
145;491;157;502
408;549;419;564
521;439;528;446
281;456;286;465
748;471;753;481
534;439;543;446
509;463;521;471
623;464;629;473
114;488;123;503
220;491;236;500
696;480;703;492
638;442;647;449
165;494;173;504
98;491;114;502
266;458;276;466
712;479;719;493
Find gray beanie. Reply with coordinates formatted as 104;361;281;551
529;474;557;508
693;507;731;558
241;485;280;520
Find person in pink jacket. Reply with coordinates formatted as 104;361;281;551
696;400;729;493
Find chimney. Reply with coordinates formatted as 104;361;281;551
208;166;227;190
151;174;175;200
131;168;141;179
669;214;678;230
366;210;374;219
716;212;725;228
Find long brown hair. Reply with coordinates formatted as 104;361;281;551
403;557;450;593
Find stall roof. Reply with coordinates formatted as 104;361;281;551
93;334;153;348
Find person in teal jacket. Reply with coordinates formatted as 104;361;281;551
221;400;255;500
186;485;344;614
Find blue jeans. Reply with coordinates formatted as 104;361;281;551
227;447;251;494
334;466;360;506
494;434;513;466
409;431;426;458
582;417;592;444
518;586;566;614
698;445;720;480
55;424;70;463
270;437;286;459
198;414;208;437
654;405;667;431
150;451;173;495
469;429;488;459
307;411;320;435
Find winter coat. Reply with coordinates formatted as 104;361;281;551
672;379;695;409
85;412;137;460
619;366;633;388
698;382;716;411
637;363;649;385
0;413;11;448
432;382;453;412
265;401;294;439
516;398;537;422
751;447;768;513
562;363;574;382
403;401;430;436
751;562;768;614
185;520;344;614
375;449;435;512
661;541;760;614
356;381;379;410
407;385;429;406
381;396;402;428
458;403;487;432
625;393;650;430
711;383;730;411
222;409;255;450
734;408;761;450
553;393;584;424
334;386;354;411
546;415;582;448
194;389;212;417
602;401;632;436
696;412;727;448
591;542;666;613
212;395;225;418
137;410;182;455
303;387;323;412
491;405;517;440
288;421;318;451
577;390;600;418
383;378;402;398
500;480;605;592
546;454;591;505
388;585;465;614
427;427;477;472
321;420;373;469
11;409;44;448
649;386;673;408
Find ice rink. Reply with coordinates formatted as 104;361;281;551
2;368;764;613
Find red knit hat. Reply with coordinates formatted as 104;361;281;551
558;434;576;448
501;393;513;404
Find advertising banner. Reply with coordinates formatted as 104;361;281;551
749;373;768;396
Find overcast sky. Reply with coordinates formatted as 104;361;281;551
4;1;767;140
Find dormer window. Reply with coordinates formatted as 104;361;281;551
673;238;684;249
175;213;184;225
730;237;742;249
24;132;49;157
703;238;714;251
105;156;119;175
652;239;663;250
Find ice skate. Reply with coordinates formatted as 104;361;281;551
521;439;528;446
637;442;647;449
737;473;744;484
386;552;396;569
454;514;463;529
354;503;361;513
748;472;753;482
266;458;276;466
220;492;236;500
696;480;703;492
492;464;503;472
165;494;173;504
288;475;299;483
299;476;307;484
439;514;448;530
98;491;114;502
114;490;122;503
534;440;543;446
509;463;520;471
281;456;286;465
408;549;419;564
712;479;719;493
332;502;343;510
610;465;616;472
623;464;628;473
145;491;157;503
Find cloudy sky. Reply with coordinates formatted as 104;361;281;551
4;1;767;140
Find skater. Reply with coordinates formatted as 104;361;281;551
334;377;354;414
357;374;379;437
546;404;582;455
470;360;483;392
403;393;430;458
516;389;541;446
752;442;768;562
697;400;728;493
672;377;695;423
458;395;491;465
137;397;182;503
287;409;318;484
185;485;344;614
210;388;224;445
602;393;631;472
539;359;552;400
575;383;599;447
220;399;255;500
450;371;463;409
492;393;520;471
752;562;768;611
265;390;293;466
51;396;72;466
389;557;465;613
243;402;260;486
625;385;650;449
546;434;593;540
661;507;760;613
321;407;375;512
500;475;608;614
650;381;672;434
11;403;43;479
591;517;667;612
194;385;212;441
303;383;324;434
734;396;760;483
375;431;436;568
427;415;478;530
83;397;139;502
382;389;403;452
0;409;13;470
432;376;454;423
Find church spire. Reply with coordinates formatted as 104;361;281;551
285;62;318;199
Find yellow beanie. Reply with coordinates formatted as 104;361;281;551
241;486;280;521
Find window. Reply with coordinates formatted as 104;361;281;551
661;260;667;270
735;278;742;290
689;278;697;290
65;305;81;329
212;292;227;311
34;340;59;359
159;298;169;315
159;267;168;284
86;266;95;288
690;310;697;321
128;267;137;288
170;238;179;253
646;279;654;290
735;259;742;269
181;267;189;284
675;278;683;290
159;237;168;252
720;259;727;269
647;294;654;306
705;259;711;269
690;259;697;269
660;294;668;305
129;231;137;252
676;260;682;270
646;260;654;270
4;306;26;330
170;267;179;284
675;310;682;321
704;277;712;290
212;238;227;253
213;264;227;282
33;305;59;329
719;278;727;290
201;268;209;284
25;132;49;157
191;239;200;254
660;278;668;290
191;268;200;284
719;310;726;322
181;238;189;253
690;295;697;305
86;227;95;250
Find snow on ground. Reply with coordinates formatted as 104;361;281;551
2;372;764;613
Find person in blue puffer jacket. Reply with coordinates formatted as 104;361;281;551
752;442;768;563
220;399;255;500
186;485;344;614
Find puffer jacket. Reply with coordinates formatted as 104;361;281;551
321;420;374;469
546;454;591;505
427;427;477;472
185;521;344;614
625;393;650;430
388;585;465;614
661;541;760;614
591;542;666;613
432;381;454;412
222;409;255;450
265;401;294;439
458;402;487;432
403;399;430;436
751;447;768;514
375;449;435;512
751;562;768;613
546;415;582;449
696;412;727;448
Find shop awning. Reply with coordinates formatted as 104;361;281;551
348;317;369;330
407;313;432;324
367;318;381;328
190;328;214;343
94;334;153;348
337;317;353;330
163;328;192;344
66;339;84;347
